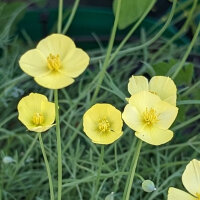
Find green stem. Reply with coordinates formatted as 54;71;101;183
57;0;63;33
181;79;200;97
172;21;200;79
90;0;177;65
151;0;197;62
54;89;62;200
62;0;80;34
92;145;104;200
38;133;55;200
90;0;122;104
109;0;156;64
123;139;142;200
172;114;200;131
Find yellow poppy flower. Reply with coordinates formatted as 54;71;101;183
128;76;177;106
19;34;90;89
18;93;55;132
122;91;178;145
83;104;123;144
168;159;200;200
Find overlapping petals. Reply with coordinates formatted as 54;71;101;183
122;91;178;145
168;159;200;200
18;93;55;132
128;76;177;106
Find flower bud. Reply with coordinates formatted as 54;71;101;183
142;180;156;193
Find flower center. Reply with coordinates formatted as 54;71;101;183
149;91;157;95
143;108;158;126
47;54;61;71
98;118;110;133
32;113;44;126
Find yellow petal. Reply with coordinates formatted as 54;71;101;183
19;49;49;77
168;187;197;200
129;91;161;114
135;127;173;145
41;101;55;126
17;93;55;133
182;159;200;197
34;71;74;89
29;125;55;133
92;130;123;145
149;76;177;106
128;76;148;95
122;104;144;132
36;34;76;60
83;104;123;145
62;48;90;78
155;101;178;130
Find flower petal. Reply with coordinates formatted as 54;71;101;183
41;101;55;126
135;127;173;145
182;159;200;197
19;49;49;77
29;125;55;133
92;130;123;145
168;187;197;200
149;76;177;106
36;34;76;60
34;71;74;89
62;48;90;78
128;76;148;95
155;101;178;130
122;104;144;132
129;91;161;114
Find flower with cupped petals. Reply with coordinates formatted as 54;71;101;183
19;34;90;89
18;93;55;132
168;159;200;200
83;104;123;144
122;91;178;145
128;76;177;106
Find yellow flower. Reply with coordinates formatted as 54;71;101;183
19;34;90;89
18;93;55;132
168;159;200;200
83;104;123;144
128;76;177;106
122;91;178;145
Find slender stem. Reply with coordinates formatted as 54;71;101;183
172;21;200;79
123;139;142;200
151;0;197;62
90;0;122;104
109;0;156;64
57;0;63;33
62;0;80;34
92;145;104;200
90;0;177;65
13;134;38;177
38;133;55;200
54;89;62;200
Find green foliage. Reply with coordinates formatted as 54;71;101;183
152;59;194;85
113;0;157;29
1;0;200;199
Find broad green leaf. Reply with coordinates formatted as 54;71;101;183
113;0;156;30
152;59;194;85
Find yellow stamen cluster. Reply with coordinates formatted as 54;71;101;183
32;113;44;125
143;108;158;126
98;118;110;133
47;54;61;71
